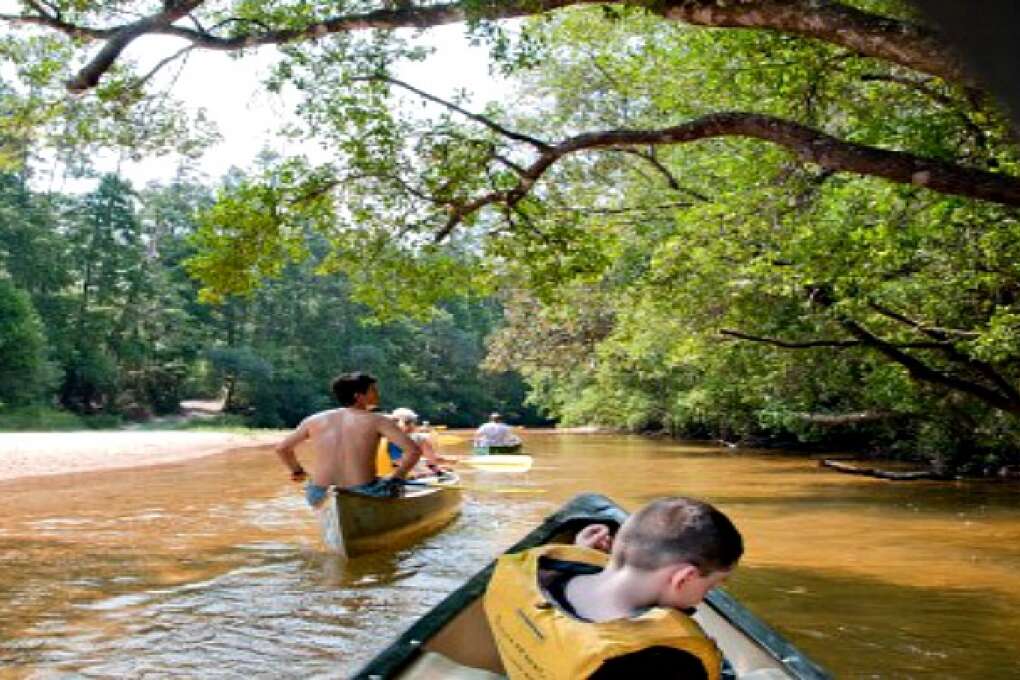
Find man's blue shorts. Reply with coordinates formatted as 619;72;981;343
306;478;402;507
305;483;331;508
347;477;403;499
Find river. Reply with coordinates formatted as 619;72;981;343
1;432;1018;678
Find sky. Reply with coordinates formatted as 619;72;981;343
79;23;513;188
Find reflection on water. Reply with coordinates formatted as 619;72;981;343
1;433;1019;678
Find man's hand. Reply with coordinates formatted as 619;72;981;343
575;523;613;553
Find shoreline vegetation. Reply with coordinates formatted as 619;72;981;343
2;420;1016;483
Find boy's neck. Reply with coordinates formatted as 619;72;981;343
566;567;662;622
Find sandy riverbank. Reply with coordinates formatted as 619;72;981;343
0;430;283;482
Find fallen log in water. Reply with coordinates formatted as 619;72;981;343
819;458;947;480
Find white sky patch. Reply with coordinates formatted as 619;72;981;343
13;19;514;191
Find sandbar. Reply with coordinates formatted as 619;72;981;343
0;430;283;482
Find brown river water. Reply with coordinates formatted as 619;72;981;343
1;432;1019;678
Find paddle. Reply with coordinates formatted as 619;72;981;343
451;454;533;473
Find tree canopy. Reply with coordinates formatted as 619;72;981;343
2;0;1020;470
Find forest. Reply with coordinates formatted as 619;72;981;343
0;167;542;428
2;1;1020;474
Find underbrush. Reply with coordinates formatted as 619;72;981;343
0;406;120;431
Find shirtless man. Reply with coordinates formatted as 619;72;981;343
274;372;423;507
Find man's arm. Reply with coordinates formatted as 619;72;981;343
418;436;445;465
377;417;422;479
275;419;311;481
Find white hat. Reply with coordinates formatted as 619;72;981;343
391;407;418;422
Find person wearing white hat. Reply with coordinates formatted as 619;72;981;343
389;407;449;475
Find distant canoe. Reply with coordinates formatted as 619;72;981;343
472;437;523;455
353;493;831;679
316;475;462;557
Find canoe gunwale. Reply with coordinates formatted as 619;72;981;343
352;493;831;680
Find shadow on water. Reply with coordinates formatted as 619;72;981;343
729;564;1020;678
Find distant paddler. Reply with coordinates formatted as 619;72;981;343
274;371;424;506
473;412;523;454
387;407;452;477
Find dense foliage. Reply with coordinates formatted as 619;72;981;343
0;167;543;429
481;8;1020;473
2;1;1020;472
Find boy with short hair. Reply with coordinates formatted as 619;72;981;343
274;371;423;507
484;496;743;680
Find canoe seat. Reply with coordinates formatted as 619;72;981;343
400;651;506;679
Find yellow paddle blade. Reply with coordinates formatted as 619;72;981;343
456;454;533;473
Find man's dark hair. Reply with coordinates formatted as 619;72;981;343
611;497;743;575
331;371;377;406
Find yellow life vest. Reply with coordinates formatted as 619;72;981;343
483;544;723;680
376;437;394;475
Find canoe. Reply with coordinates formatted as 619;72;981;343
353;493;831;679
316;474;462;558
472;439;523;455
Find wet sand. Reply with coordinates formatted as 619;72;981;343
0;430;283;482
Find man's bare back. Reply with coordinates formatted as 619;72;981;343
273;373;420;505
302;408;396;487
275;375;423;491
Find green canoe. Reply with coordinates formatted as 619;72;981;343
315;474;462;558
472;438;523;455
353;493;832;679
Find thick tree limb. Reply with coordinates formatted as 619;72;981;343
868;301;1020;403
663;1;967;85
2;1;969;94
835;314;1020;415
719;329;859;348
65;1;206;92
429;110;1020;237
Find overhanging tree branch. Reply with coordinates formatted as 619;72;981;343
2;1;971;94
719;329;859;348
836;314;1020;415
868;301;1020;403
65;1;206;92
355;75;552;150
426;108;1020;238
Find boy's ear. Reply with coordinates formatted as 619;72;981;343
667;564;699;592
